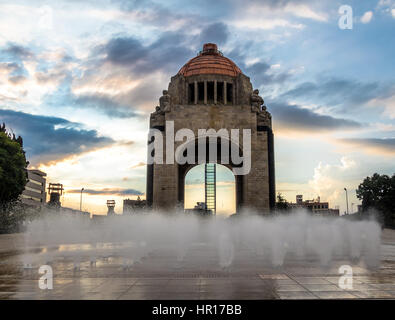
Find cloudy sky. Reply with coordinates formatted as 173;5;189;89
0;0;394;215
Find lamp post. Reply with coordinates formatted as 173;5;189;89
344;188;349;215
80;188;84;211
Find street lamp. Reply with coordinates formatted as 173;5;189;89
344;187;349;215
80;188;84;211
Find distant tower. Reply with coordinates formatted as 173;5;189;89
296;195;303;204
204;163;216;215
107;200;116;215
48;183;64;207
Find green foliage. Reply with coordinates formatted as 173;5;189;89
0;123;29;233
0;123;28;203
356;173;395;228
275;193;290;213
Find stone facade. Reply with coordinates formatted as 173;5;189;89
146;44;275;214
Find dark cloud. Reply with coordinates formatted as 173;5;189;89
67;188;143;196
0;61;28;84
245;62;291;86
35;70;68;85
269;101;362;132
74;94;138;118
227;47;291;87
67;23;228;115
0;109;114;164
116;80;161;109
88;24;294;112
97;21;232;78
281;78;387;110
199;22;229;45
82;23;233;112
1;43;34;60
339;138;395;155
99;31;194;76
8;75;27;84
41;78;139;119
0;62;20;72
105;37;148;65
115;0;205;29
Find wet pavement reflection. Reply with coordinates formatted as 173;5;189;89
0;230;395;300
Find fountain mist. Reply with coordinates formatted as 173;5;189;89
20;210;381;270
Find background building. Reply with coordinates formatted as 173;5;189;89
21;169;46;207
123;197;146;214
290;195;339;216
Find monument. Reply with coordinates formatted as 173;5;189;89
146;43;275;213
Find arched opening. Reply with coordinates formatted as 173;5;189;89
176;136;245;213
184;164;236;216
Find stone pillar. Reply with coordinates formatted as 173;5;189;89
194;81;197;104
204;80;207;105
214;80;217;104
224;81;227;105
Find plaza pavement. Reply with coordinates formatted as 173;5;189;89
0;229;394;300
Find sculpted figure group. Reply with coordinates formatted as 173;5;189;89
250;89;266;112
151;90;171;121
250;89;271;123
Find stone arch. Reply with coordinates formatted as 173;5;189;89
176;136;244;212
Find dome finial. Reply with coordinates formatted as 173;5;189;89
202;43;219;55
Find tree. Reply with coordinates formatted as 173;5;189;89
275;193;290;213
356;173;395;228
0;123;29;233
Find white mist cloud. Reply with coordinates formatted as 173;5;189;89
230;2;329;31
283;3;328;22
377;0;395;17
232;18;304;30
308;157;360;213
361;11;373;23
368;93;395;119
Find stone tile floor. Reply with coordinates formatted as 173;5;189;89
0;229;395;300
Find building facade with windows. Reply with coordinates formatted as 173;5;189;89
21;169;47;206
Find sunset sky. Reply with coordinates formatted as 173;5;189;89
0;0;394;215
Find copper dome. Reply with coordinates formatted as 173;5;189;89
178;43;242;77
